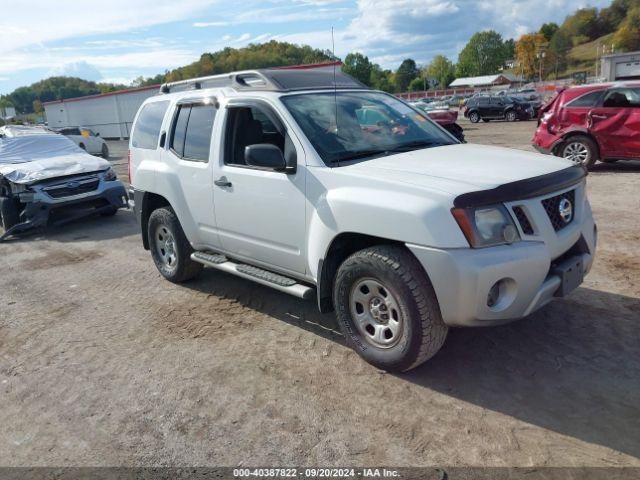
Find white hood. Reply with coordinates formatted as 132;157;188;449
0;134;110;184
343;143;575;196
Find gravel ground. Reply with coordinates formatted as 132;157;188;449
1;118;639;467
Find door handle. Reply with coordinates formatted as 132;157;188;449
591;114;608;120
214;176;232;187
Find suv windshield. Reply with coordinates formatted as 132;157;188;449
281;91;455;164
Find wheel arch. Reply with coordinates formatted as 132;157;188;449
316;232;406;313
139;192;171;250
554;130;601;158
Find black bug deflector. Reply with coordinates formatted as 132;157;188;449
453;165;587;208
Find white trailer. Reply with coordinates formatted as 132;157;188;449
43;85;159;139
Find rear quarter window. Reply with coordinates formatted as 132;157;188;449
566;90;603;108
132;101;169;149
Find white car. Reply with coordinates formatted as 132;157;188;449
57;127;109;157
128;66;597;372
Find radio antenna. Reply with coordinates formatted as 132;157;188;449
331;27;339;137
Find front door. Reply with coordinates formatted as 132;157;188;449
212;100;307;275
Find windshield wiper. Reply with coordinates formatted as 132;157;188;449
329;149;391;163
388;140;444;152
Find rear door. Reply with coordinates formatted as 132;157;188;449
588;87;640;159
161;100;220;247
558;89;604;129
477;97;491;117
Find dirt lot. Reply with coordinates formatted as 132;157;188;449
1;118;639;467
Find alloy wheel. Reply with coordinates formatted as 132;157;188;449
563;142;590;165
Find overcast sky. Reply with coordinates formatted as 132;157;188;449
0;0;609;94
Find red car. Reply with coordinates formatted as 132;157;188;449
533;82;640;169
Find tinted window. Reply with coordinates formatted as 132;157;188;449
132;101;169;149
603;88;640;108
225;105;286;166
184;105;216;161
567;90;602;108
171;106;190;157
170;104;216;161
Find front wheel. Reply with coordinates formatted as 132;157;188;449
148;207;203;283
333;245;448;372
560;135;598;169
468;111;480;123
505;110;517;122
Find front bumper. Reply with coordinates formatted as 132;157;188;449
407;217;597;327
0;177;128;240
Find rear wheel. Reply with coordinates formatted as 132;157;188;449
468;111;480;123
505;110;517;122
333;245;448;372
101;143;109;158
148;207;202;283
561;135;598;169
482;118;490;123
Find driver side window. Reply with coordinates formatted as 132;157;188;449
224;105;291;167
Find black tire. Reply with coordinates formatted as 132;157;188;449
482;118;490;123
99;206;118;217
468;111;480;123
101;143;109;158
0;196;19;233
559;135;598;169
148;207;203;283
505;110;517;122
333;245;448;372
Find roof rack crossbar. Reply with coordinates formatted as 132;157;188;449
160;70;274;94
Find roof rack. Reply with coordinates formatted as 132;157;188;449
159;63;368;94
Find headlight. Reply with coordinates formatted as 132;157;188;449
103;167;117;181
452;205;520;248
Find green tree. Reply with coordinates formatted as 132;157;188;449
598;0;640;33
394;58;419;92
561;8;601;42
549;29;572;74
369;65;395;92
503;38;516;59
426;55;455;89
613;6;640;51
456;30;507;77
342;52;374;86
539;22;559;41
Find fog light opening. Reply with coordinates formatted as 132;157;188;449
486;278;517;312
487;282;501;308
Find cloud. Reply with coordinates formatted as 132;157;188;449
0;0;220;54
48;61;102;81
279;0;611;68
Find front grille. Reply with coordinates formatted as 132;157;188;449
512;206;534;234
542;189;575;231
44;176;100;199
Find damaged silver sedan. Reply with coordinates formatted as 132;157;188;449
0;127;127;240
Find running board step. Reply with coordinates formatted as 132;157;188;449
191;252;314;300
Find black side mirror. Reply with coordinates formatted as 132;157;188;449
95;132;100;137
245;144;287;171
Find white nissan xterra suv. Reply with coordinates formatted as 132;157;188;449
129;65;597;372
